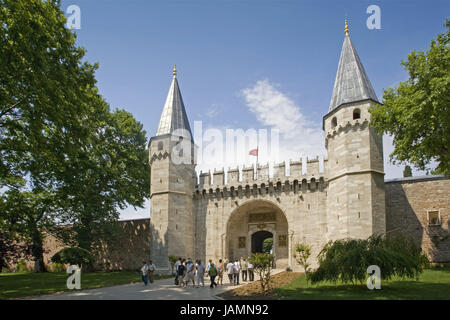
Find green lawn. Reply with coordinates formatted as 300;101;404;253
0;271;172;300
275;268;450;300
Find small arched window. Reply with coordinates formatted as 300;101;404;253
157;141;163;151
331;117;337;128
353;108;361;120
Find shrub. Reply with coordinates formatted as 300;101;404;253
309;235;429;285
294;243;312;273
262;238;273;254
49;262;66;273
249;253;274;294
168;255;178;275
51;247;94;270
15;259;31;273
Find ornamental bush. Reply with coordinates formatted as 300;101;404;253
308;235;429;285
249;252;274;294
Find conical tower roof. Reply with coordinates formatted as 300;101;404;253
329;21;379;111
155;65;192;139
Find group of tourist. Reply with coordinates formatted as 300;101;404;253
174;257;254;288
140;257;255;288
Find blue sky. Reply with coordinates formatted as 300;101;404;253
60;0;449;219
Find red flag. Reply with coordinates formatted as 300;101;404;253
249;149;258;156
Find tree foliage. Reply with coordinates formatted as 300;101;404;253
308;235;429;285
262;237;273;254
249;252;274;294
51;247;94;270
0;0;149;270
370;20;450;176
169;255;178;275
403;165;413;178
294;242;311;276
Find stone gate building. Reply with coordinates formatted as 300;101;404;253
148;23;450;273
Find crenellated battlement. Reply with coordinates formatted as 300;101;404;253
195;156;328;195
324;118;370;148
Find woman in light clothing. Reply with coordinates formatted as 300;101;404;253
184;259;196;287
217;259;224;285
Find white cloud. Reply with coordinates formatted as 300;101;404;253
205;104;221;118
240;79;325;163
119;199;149;220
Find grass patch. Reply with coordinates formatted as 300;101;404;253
0;271;172;300
275;268;450;300
218;272;303;300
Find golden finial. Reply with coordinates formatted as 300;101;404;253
344;19;349;36
173;64;177;77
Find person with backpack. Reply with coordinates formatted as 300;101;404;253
208;262;218;288
147;260;156;283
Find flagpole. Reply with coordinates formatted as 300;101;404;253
256;135;259;179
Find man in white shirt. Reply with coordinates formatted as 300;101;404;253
226;260;234;284
233;259;241;285
148;260;156;283
196;260;205;288
141;261;149;286
185;259;196;287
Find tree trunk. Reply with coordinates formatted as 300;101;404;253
31;230;46;272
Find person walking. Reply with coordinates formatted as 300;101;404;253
208;263;218;288
248;260;254;282
217;259;224;285
148;260;156;283
185;259;196;287
174;257;182;285
233;259;241;285
241;257;248;282
196;260;205;288
226;260;234;284
141;261;149;286
178;259;186;288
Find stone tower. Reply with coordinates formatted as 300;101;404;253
323;20;386;240
149;66;196;271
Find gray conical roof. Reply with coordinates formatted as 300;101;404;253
155;74;192;139
329;34;379;111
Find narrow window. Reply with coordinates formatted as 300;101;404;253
427;210;440;226
157;141;163;150
331;117;337;128
353;108;361;120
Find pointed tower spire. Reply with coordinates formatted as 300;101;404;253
329;19;379;111
155;65;192;139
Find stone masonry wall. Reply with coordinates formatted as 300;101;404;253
385;176;450;263
14;219;151;272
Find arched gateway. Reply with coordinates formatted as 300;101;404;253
225;200;289;268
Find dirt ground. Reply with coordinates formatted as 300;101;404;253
217;271;303;300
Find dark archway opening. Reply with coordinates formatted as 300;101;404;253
251;231;273;253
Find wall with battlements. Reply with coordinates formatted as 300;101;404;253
193;157;329;270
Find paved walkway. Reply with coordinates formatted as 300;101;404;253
30;270;283;300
